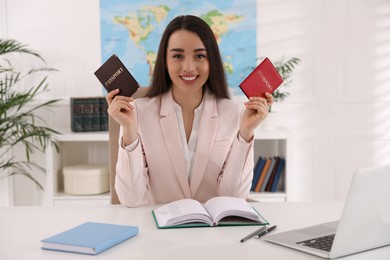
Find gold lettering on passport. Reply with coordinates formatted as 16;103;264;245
257;70;273;91
105;67;124;87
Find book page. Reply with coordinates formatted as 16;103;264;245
153;199;213;227
204;196;264;225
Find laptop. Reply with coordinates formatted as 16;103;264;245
263;163;390;259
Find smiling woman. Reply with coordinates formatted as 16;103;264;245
105;15;273;207
166;29;210;140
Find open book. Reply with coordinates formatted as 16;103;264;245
152;196;268;229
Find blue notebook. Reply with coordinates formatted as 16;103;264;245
41;222;139;255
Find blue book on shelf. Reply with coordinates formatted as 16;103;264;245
41;222;139;255
260;157;276;192
271;158;286;192
251;156;265;191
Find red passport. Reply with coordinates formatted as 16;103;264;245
239;57;283;98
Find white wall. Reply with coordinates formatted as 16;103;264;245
259;0;390;201
5;0;102;99
2;0;390;205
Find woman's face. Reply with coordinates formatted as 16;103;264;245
166;29;209;96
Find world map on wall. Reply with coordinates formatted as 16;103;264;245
100;0;257;96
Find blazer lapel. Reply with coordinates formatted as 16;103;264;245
159;92;191;198
190;92;218;195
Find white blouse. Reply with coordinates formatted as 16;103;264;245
123;97;204;182
173;99;204;181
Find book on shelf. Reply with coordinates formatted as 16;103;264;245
152;196;268;229
70;98;85;132
260;157;277;192
254;157;272;192
239;57;284;99
99;97;108;131
266;156;281;192
271;157;286;192
70;97;109;132
89;98;101;131
94;54;140;97
251;156;266;191
41;222;139;255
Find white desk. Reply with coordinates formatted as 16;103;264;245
1;202;390;260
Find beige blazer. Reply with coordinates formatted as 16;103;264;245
115;90;254;207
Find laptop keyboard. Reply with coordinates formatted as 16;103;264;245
296;234;335;252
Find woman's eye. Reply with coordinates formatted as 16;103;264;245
172;54;183;59
196;54;206;59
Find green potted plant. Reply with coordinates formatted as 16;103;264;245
272;56;300;106
0;39;60;190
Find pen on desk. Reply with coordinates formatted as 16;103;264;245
254;225;277;239
240;226;267;243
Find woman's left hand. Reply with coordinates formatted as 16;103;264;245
239;92;273;142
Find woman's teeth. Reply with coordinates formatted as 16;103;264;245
182;76;196;81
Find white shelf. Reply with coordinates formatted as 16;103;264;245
251;126;290;202
45;126;290;205
54;130;109;141
254;126;289;139
45;130;110;206
53;192;110;206
248;192;287;202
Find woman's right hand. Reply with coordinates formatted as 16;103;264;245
106;89;138;145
